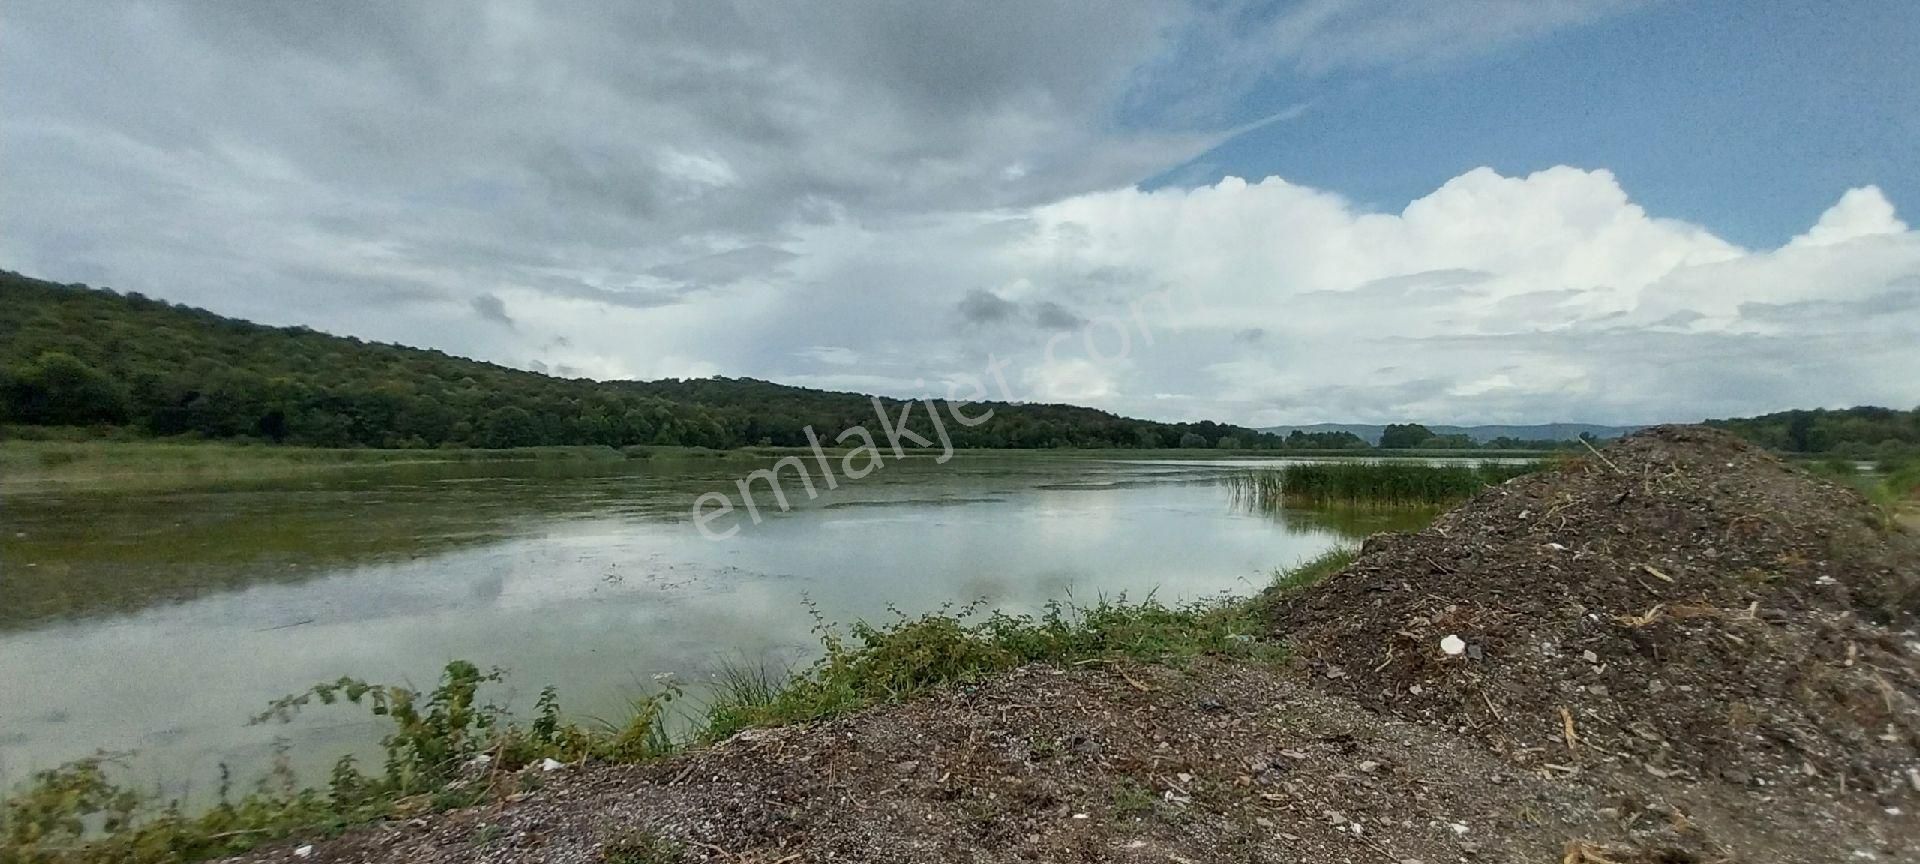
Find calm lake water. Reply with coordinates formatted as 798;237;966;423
0;454;1421;800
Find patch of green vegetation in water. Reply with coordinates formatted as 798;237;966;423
1227;460;1546;510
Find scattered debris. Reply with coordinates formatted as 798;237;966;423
1267;426;1920;800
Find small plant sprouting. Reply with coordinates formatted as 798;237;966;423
1110;778;1158;821
599;827;686;864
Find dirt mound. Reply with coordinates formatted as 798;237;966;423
229;663;1911;864
1267;425;1920;802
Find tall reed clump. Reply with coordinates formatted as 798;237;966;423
1;596;1278;864
1229;460;1544;510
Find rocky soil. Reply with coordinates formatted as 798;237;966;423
230;427;1920;863
1267;426;1920;803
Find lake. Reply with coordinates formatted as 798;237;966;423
0;453;1425;801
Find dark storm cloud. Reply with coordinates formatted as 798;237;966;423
470;293;515;328
954;291;1086;331
1032;301;1086;331
957;289;1020;325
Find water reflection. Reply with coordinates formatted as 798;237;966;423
0;454;1401;800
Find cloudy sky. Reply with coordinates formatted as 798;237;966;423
4;1;1917;426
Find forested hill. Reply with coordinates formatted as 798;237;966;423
9;273;1911;455
0;272;1332;451
1705;407;1920;460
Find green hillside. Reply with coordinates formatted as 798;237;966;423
0;271;1324;451
9;271;1911;458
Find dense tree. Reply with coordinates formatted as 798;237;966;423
1378;423;1434;449
1285;430;1368;449
479;406;540;448
1708;407;1920;456
0;351;131;426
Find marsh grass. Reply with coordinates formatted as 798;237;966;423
1228;460;1544;510
1264;547;1359;596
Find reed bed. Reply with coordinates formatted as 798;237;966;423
1228;460;1544;509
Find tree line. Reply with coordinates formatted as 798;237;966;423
1706;407;1920;459
0;272;1357;451
13;273;1903;456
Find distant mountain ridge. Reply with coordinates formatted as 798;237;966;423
1258;423;1646;446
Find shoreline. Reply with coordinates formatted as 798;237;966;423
7;427;1916;863
0;436;1554;494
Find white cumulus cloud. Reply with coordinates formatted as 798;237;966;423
1789;186;1909;248
702;167;1919;425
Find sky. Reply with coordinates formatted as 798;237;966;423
3;1;1917;426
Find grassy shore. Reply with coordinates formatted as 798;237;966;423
0;549;1356;864
0;438;784;493
1804;456;1920;529
0;434;1557;495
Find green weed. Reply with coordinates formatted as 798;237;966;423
598;828;684;864
1266;547;1358;595
1110;779;1158;821
1228;460;1543;510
